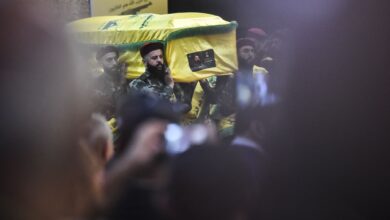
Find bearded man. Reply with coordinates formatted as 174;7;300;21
129;42;174;101
94;46;127;118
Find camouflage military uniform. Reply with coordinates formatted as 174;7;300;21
94;73;128;119
202;75;236;140
128;70;174;101
211;75;236;117
174;82;197;108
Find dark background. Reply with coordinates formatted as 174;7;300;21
172;1;390;218
168;0;285;36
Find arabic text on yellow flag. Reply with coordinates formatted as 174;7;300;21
68;13;238;82
90;0;168;16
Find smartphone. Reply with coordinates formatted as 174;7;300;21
164;123;209;155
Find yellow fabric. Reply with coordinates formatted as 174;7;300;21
118;51;145;79
69;13;229;41
253;65;269;75
107;118;118;132
166;32;238;82
90;0;168;16
182;82;204;124
68;13;238;82
217;113;235;138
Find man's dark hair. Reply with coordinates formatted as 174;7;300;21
114;93;179;156
169;145;252;220
237;37;256;50
96;45;119;60
140;42;164;59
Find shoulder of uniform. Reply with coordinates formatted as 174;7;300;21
139;71;152;81
94;73;109;87
129;78;141;85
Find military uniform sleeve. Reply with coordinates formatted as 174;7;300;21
161;85;174;100
128;79;147;95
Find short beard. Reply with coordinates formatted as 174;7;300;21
147;63;166;81
238;57;254;70
105;67;121;80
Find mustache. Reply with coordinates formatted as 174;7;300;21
147;63;165;73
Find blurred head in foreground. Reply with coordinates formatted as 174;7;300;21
260;0;390;219
82;113;114;165
0;1;91;219
115;93;179;157
169;146;252;220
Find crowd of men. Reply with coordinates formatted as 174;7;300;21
2;1;390;220
84;26;280;219
92;26;283;143
75;26;281;220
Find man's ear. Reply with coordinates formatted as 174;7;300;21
96;58;103;67
142;56;148;65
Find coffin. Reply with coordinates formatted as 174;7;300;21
68;12;238;82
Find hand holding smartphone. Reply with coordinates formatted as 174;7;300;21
164;66;174;88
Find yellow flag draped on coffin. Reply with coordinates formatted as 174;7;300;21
68;13;238;82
